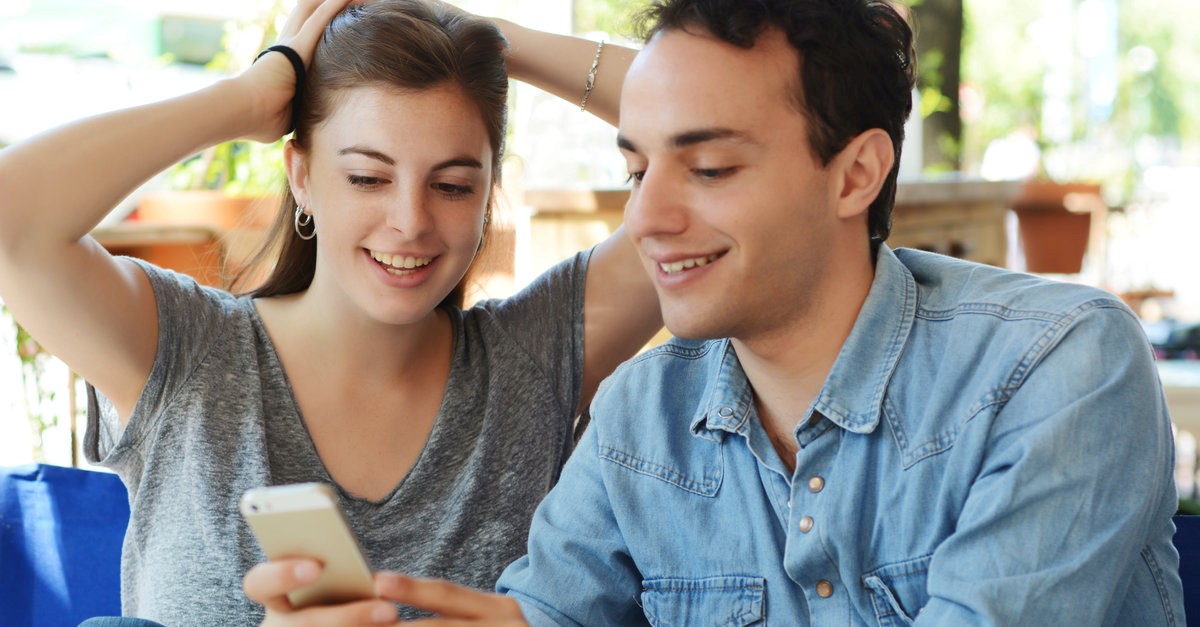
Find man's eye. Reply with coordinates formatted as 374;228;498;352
625;171;645;184
694;167;737;180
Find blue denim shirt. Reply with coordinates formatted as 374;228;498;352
498;246;1184;626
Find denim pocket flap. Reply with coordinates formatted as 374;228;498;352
641;575;765;626
862;553;932;626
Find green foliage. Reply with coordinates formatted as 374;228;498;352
960;0;1045;168
169;140;285;195
962;0;1200;204
573;0;640;40
168;0;288;195
1;303;60;462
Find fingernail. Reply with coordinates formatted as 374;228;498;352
378;572;405;590
371;602;395;623
294;561;320;582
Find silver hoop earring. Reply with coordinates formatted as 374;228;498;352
293;204;316;240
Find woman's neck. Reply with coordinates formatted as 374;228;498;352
256;287;452;385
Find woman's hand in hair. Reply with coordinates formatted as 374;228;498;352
238;0;356;142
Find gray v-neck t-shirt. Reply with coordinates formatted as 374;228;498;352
85;252;587;625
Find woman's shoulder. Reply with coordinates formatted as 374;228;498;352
127;257;254;314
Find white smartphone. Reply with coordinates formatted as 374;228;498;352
239;482;375;608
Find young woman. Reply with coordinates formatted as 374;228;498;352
0;0;657;624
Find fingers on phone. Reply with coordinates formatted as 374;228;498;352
260;600;396;626
244;558;322;610
374;574;524;620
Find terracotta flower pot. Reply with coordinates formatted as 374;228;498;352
1012;181;1102;274
134;191;280;229
107;191;283;288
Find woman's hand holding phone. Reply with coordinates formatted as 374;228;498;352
244;558;399;625
240;482;525;624
244;561;528;625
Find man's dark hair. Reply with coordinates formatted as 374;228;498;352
636;0;916;244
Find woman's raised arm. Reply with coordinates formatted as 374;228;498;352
0;0;352;422
495;18;638;127
491;19;660;412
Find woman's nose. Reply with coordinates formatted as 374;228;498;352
386;188;433;236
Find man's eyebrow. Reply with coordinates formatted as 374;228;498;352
616;128;753;153
670;128;751;148
338;146;395;165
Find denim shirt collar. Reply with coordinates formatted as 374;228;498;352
691;245;916;439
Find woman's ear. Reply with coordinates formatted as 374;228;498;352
283;139;310;207
834;129;894;220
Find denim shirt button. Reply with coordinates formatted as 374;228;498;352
816;580;834;598
718;406;734;417
807;476;825;493
799;516;814;533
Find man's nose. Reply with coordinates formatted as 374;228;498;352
624;169;687;240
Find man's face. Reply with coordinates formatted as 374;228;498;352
619;27;855;343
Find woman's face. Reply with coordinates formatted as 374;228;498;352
288;84;493;325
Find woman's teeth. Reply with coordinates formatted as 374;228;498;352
659;253;720;275
371;251;432;272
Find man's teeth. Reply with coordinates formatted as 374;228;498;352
659;254;720;275
371;251;432;270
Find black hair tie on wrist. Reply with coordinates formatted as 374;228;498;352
254;44;306;134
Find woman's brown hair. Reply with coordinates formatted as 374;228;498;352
231;0;508;308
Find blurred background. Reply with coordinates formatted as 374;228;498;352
2;1;1200;492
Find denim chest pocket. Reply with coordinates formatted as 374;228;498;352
641;575;766;626
861;554;932;627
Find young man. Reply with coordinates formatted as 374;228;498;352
249;0;1184;623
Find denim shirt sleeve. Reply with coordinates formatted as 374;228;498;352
916;304;1179;624
496;420;647;626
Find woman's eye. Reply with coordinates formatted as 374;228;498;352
625;171;645;185
348;174;386;188
433;182;474;199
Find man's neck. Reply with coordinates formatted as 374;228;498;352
732;256;875;473
733;324;843;474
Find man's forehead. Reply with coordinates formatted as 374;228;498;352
619;27;802;150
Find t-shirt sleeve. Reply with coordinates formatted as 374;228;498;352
83;258;238;471
472;249;590;422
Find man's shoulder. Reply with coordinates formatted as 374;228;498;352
590;336;724;423
587;337;729;496
607;336;724;381
894;247;1128;318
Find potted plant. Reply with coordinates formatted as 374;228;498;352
122;1;290;287
137;0;288;229
1011;179;1105;275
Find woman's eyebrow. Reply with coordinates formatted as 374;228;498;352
338;145;395;165
432;157;484;171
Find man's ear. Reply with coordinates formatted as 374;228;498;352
834;129;894;220
283;139;310;207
